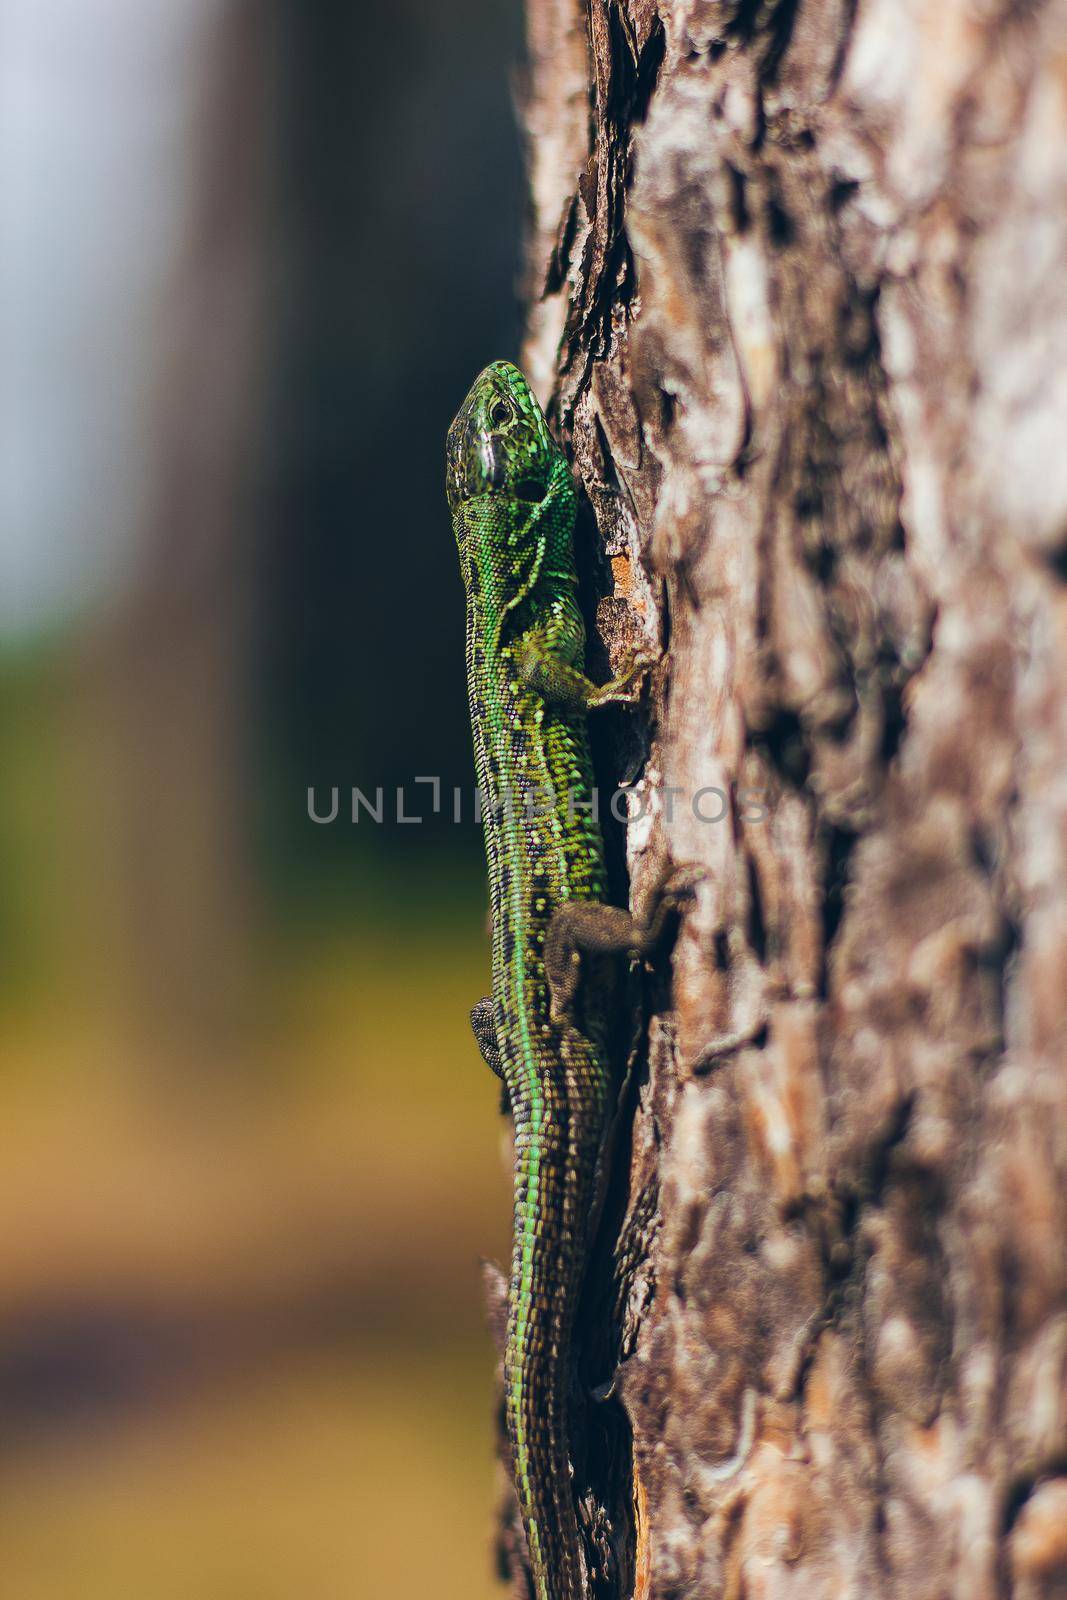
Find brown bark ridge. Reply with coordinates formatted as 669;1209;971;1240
496;3;1067;1598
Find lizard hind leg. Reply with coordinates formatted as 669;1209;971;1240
544;903;640;1025
544;870;702;1026
470;996;504;1078
470;995;511;1115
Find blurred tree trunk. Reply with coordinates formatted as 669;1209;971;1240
91;0;279;1057
508;3;1067;1597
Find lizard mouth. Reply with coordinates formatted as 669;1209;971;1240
446;409;548;510
445;417;503;509
447;360;555;511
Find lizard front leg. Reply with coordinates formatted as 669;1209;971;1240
515;616;653;713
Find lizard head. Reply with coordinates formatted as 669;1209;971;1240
445;360;561;516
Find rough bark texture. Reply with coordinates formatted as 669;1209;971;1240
503;3;1067;1597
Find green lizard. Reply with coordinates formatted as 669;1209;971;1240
447;361;684;1600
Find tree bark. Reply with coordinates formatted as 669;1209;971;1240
503;3;1067;1597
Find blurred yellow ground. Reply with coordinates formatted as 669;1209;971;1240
0;911;512;1599
0;1345;500;1600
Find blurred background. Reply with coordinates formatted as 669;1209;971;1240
0;1;524;1593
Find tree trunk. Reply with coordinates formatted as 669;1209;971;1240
502;3;1067;1597
88;0;278;1056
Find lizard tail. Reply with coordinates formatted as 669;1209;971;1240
505;1085;602;1600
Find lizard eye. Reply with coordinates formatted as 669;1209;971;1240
489;398;512;429
514;477;544;503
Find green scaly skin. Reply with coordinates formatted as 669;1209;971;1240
447;362;648;1600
